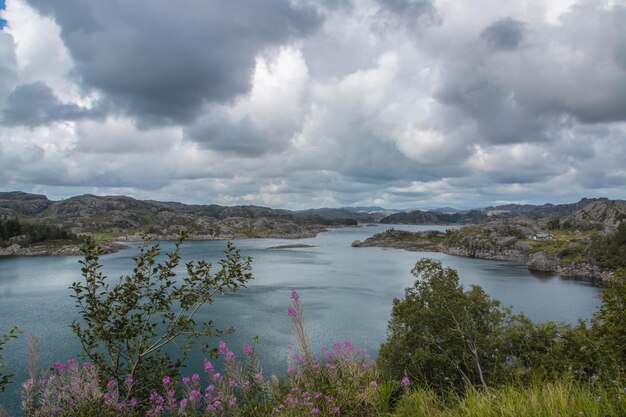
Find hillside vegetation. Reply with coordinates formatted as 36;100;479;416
0;192;362;242
355;199;626;281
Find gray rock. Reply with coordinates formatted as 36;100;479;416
527;251;559;272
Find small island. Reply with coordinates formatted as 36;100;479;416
266;244;316;250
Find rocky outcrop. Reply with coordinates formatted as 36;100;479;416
353;224;616;282
527;251;559;272
565;200;626;231
0;241;129;256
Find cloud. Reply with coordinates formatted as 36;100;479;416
2;82;102;126
23;0;323;125
0;0;625;209
480;17;525;50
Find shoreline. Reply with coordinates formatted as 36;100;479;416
351;231;614;284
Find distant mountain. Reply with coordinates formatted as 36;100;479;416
379;198;615;225
295;208;388;222
0;192;354;240
484;198;609;218
380;209;489;225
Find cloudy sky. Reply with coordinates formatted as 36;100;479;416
0;0;624;209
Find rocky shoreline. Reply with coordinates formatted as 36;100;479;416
0;227;328;257
352;229;614;283
0;241;131;256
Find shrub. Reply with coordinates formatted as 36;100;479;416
0;326;20;392
69;233;253;400
377;258;512;393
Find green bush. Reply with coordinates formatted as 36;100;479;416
377;258;513;393
0;326;20;392
70;233;253;400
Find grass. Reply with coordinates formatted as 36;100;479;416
522;229;598;264
391;381;626;417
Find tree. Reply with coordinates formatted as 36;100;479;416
0;326;20;392
377;258;511;393
590;276;626;373
70;232;253;400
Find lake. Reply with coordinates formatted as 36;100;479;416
0;224;600;413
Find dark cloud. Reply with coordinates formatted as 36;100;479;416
185;112;282;157
480;17;525;51
24;0;322;125
1;82;102;127
435;66;548;145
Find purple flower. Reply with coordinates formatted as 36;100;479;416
50;362;68;371
330;406;340;414
370;380;378;387
107;379;118;389
218;341;227;353
191;373;200;382
243;344;253;354
225;350;235;360
212;372;221;382
204;360;214;373
162;375;171;385
310;408;320;414
124;376;133;386
182;376;191;385
229;379;238;387
290;290;299;300
288;306;297;317
401;375;410;387
189;390;201;401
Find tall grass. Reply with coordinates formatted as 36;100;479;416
392;380;626;417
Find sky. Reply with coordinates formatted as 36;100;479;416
0;0;624;210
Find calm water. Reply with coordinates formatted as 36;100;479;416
0;225;600;413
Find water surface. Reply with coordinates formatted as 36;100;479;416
0;225;600;412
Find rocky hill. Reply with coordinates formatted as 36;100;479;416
379;198;611;225
0;192;362;245
355;199;626;282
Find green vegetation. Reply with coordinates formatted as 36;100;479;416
0;216;77;245
591;222;626;269
0;327;20;392
69;233;253;400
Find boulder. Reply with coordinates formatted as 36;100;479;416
528;251;559;272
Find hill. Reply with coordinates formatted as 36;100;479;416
355;199;626;281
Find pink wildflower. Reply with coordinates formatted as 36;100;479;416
243;344;253;354
162;375;171;385
401;375;410;387
290;290;299;300
287;306;297;317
